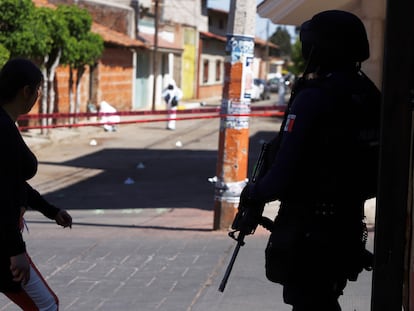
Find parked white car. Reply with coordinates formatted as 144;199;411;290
251;78;270;101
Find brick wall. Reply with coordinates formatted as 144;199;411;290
198;83;222;99
29;47;134;123
48;0;135;36
97;47;134;112
53;65;90;114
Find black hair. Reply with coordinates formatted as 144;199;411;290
0;58;43;105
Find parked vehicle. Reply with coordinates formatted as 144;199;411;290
252;78;271;101
267;77;281;93
268;74;296;93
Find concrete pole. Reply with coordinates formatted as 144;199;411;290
371;0;414;309
151;0;159;111
213;0;256;230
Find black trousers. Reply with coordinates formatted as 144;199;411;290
272;202;366;310
283;276;347;311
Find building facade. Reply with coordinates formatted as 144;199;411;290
29;0;279;120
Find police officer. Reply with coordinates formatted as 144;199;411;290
233;10;381;311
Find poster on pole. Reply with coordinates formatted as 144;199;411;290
222;34;255;130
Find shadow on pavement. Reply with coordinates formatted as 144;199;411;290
38;130;279;212
26;219;212;232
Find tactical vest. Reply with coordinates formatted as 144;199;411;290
267;71;381;204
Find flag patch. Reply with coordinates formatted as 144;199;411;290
284;114;296;132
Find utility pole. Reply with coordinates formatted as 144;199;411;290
213;0;256;230
151;0;159;111
265;20;270;79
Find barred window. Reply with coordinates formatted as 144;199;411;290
203;60;209;83
215;60;221;81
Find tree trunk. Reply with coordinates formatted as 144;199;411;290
75;66;85;123
40;55;49;135
69;67;75;124
47;49;61;127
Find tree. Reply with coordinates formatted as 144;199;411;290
30;6;70;129
59;5;104;123
288;37;306;76
0;0;33;56
269;26;292;57
0;44;10;67
72;32;104;119
0;1;104;128
0;0;49;59
0;0;55;132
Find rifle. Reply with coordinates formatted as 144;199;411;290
218;142;274;292
218;229;246;292
218;78;305;292
218;216;274;292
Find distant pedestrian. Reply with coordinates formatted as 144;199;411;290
278;78;286;105
98;100;120;132
0;58;72;310
162;80;183;130
232;10;380;311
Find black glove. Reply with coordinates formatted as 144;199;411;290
231;184;265;235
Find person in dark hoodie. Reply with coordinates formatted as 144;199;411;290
232;10;381;311
0;58;72;310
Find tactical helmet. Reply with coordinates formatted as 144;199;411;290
300;10;369;64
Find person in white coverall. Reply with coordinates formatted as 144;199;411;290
99;100;120;132
162;80;183;130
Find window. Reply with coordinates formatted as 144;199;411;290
219;19;224;29
215;60;221;81
203;60;209;83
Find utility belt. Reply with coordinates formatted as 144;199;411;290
265;199;370;285
279;200;365;220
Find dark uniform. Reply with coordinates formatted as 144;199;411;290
233;10;381;311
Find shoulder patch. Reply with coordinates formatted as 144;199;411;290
284;114;296;132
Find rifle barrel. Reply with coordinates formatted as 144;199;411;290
218;232;245;292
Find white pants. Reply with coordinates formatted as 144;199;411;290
4;256;58;311
167;105;177;130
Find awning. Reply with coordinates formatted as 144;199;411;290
257;0;358;25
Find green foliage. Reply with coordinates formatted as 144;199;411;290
77;33;104;66
0;0;104;119
36;7;69;51
0;1;103;65
0;0;39;58
0;0;34;33
288;37;306;76
57;5;92;40
57;5;102;68
0;44;10;67
269;26;292;57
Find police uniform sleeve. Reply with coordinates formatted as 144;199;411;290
250;88;330;202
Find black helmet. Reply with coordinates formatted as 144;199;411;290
300;10;369;65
